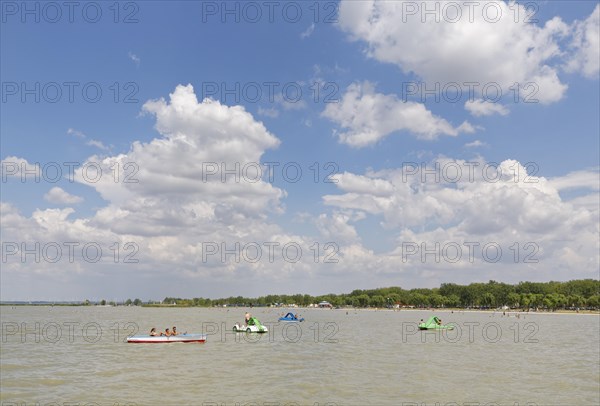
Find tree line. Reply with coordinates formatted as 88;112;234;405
151;279;600;310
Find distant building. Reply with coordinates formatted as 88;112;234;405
318;301;332;308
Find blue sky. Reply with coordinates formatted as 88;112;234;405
1;1;599;301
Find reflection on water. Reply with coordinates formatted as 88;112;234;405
1;306;598;405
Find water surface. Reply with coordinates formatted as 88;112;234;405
1;306;598;405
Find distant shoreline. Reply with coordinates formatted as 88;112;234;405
1;302;598;315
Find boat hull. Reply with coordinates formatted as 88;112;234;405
233;324;268;333
418;325;454;330
127;334;207;343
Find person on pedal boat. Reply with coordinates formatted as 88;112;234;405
149;328;158;336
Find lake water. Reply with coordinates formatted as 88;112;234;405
1;306;598;406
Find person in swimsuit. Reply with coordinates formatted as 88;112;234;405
172;326;187;335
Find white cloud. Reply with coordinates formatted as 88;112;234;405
465;99;510;117
322;82;474;147
67;128;86;138
464;140;487;148
323;159;597;233
331;172;395;197
565;5;600;78
321;158;599;281
128;51;141;67
550;168;600;192
337;0;571;103
257;107;279;118
74;84;285;225
68;128;111;151
315;212;360;244
43;187;83;204
257;95;307;119
275;94;307;111
567;194;600;213
1;156;41;180
300;23;315;39
86;139;110;151
1;85;330;299
3;85;598;299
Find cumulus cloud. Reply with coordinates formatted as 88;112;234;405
315;212;360;244
324;159;582;232
565;5;600;78
465;99;510;117
4;85;291;271
337;0;572;103
323;159;598;237
71;84;285;233
1;156;41;180
331;172;395;197
322;82;474;147
1;85;335;299
322;158;599;280
3;84;598;299
43;187;84;204
549;168;600;192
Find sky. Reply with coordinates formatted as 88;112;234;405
1;0;599;301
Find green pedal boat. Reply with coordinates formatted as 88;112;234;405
418;316;454;330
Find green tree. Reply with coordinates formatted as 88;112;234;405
507;293;520;308
530;294;544;308
568;295;584;308
388;293;401;306
356;294;370;307
587;295;600;309
445;295;460;308
520;293;531;310
369;295;385;308
428;294;445;308
543;296;556;311
481;293;496;308
408;293;428;307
